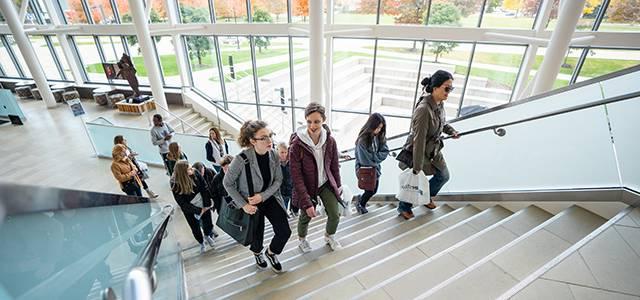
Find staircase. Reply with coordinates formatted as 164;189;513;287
180;200;639;299
166;105;232;138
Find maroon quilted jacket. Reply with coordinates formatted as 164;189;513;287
289;125;342;210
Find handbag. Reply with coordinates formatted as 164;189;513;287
396;168;430;205
215;153;260;246
356;167;377;191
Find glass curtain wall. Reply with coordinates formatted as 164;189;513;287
0;36;21;77
186;35;224;101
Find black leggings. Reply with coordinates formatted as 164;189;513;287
250;198;292;254
359;179;379;206
182;209;213;244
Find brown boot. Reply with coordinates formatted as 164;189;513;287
424;199;436;209
399;211;414;220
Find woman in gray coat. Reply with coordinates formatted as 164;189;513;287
223;120;292;273
397;70;460;220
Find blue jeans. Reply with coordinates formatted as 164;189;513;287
398;165;450;213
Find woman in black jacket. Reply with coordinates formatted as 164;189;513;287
171;160;215;254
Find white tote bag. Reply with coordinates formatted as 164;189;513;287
396;169;430;205
339;185;353;217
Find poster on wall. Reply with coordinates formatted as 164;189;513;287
67;99;86;117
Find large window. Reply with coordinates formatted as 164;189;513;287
428;0;484;28
7;36;32;78
332;38;375;113
253;36;292;105
371;39;423;117
215;0;249;23
335;0;377;25
219;36;255;103
28;36;64;80
86;0;116;24
0;37;20;77
74;36;106;82
186;35;224;100
251;0;287;23
546;0;604;31
600;0;640;32
50;36;74;80
179;0;211;23
481;0;542;29
463;44;527;110
154;36;181;87
576;48;640;83
291;38;309;107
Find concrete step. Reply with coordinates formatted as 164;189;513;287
422;205;606;300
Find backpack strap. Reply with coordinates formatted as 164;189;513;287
238;153;254;197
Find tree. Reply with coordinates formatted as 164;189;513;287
293;0;309;22
181;6;211;66
502;0;521;17
607;0;640;24
214;0;247;22
486;0;503;13
121;11;163;54
426;3;461;63
253;9;272;53
394;0;428;25
253;0;287;22
358;0;400;15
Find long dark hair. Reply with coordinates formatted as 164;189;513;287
421;70;454;94
356;113;386;148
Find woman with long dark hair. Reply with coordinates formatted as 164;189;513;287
354;113;389;214
397;70;460;220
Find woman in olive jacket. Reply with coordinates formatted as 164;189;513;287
397;70;460;220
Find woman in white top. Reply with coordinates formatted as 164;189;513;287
205;127;227;173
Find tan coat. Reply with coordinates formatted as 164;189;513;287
401;95;456;175
111;158;142;189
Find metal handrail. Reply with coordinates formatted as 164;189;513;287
121;204;175;300
339;90;640;163
152;104;204;136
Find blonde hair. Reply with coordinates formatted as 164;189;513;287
112;144;127;161
172;160;194;195
167;142;182;160
277;142;288;151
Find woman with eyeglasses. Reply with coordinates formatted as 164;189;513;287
397;70;460;220
223;120;291;273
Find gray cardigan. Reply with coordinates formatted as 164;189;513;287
223;147;285;211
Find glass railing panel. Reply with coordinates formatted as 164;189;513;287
607;98;640;192
152;222;184;300
0;203;165;300
600;70;640;100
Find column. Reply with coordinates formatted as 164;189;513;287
309;0;324;106
531;0;586;96
40;0;84;85
164;0;190;88
128;0;169;115
0;1;56;108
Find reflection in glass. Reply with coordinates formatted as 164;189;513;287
464;44;526;111
220;36;255;103
481;0;541;29
179;0;211;23
57;0;89;24
334;0;377;25
371;39;423;117
186;36;223;100
86;0;116;24
331;38;375;112
28;36;63;80
576;48;640;83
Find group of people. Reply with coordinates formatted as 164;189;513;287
108;69;461;273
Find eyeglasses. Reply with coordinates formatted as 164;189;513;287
444;86;455;93
253;133;275;142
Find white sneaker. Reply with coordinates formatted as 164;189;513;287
298;239;312;253
204;235;215;248
324;235;343;251
199;243;206;254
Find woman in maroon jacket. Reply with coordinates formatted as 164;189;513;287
290;102;343;253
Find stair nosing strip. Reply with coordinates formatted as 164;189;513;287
414;205;579;300
200;204;397;286
194;205;389;271
496;205;635;300
350;205;539;299
218;205;465;299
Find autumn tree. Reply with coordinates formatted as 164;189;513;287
358;0;400;15
293;0;309;22
214;0;247;22
607;0;640;24
181;6;211;66
426;3;461;63
394;0;429;25
253;0;287;22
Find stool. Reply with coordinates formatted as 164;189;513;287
52;89;65;103
31;88;42;100
108;93;125;108
93;92;108;106
63;90;80;102
15;86;32;99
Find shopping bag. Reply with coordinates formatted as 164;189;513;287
396;168;430;205
339;185;353;217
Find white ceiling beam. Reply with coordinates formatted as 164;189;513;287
484;32;550;46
